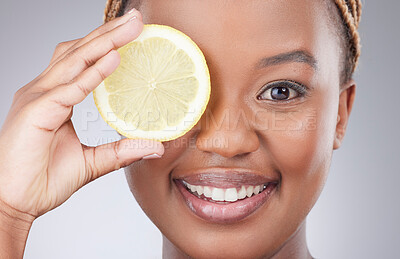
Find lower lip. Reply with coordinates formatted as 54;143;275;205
174;180;276;224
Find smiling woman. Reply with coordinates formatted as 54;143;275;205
0;0;363;258
105;0;361;258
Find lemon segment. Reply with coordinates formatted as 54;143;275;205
93;24;210;141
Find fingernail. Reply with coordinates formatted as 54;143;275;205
142;153;162;160
128;16;138;22
128;8;136;14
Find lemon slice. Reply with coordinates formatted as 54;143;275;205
93;24;211;141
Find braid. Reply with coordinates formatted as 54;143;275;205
104;0;125;23
334;0;362;80
103;0;362;81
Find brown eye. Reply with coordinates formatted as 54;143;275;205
257;81;307;101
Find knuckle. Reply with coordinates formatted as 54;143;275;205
93;65;107;81
55;41;68;50
85;148;98;184
109;37;118;50
12;85;38;104
12;88;42;111
112;141;123;169
54;41;69;55
51;39;79;64
13;87;26;100
66;48;93;68
54;39;78;53
71;80;90;97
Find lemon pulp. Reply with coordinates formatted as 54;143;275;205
94;24;211;141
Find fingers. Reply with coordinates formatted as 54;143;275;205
64;9;142;56
27;50;120;132
83;139;165;183
48;8;142;69
41;10;143;87
55;49;121;106
15;10;143;133
49;39;80;65
35;39;81;81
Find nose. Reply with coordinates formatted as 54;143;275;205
195;98;260;158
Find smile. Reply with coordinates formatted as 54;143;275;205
173;169;279;224
183;181;270;203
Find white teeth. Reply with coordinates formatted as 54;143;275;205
246;186;254;197
237;186;247;200
203;186;212;198
225;188;238;202
183;182;267;202
212;188;225;201
196;186;204;195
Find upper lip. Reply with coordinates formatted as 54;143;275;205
173;167;279;189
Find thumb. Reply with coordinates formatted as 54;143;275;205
82;138;164;182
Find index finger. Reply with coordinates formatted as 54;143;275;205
49;8;142;68
41;14;143;88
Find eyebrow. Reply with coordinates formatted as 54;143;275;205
256;50;318;70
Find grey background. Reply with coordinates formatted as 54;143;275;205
0;1;399;258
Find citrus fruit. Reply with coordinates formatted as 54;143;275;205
93;24;211;141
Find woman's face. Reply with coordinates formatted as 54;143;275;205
125;0;354;257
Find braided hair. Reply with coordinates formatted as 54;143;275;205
334;0;362;84
104;0;362;84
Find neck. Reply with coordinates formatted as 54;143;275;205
162;221;312;259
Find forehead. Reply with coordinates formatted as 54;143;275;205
139;0;340;82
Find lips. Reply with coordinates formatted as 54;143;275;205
173;168;279;224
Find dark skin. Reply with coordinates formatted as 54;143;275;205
125;0;356;258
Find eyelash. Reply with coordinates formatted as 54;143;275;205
256;80;309;103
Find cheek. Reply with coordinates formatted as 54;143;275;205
263;92;338;209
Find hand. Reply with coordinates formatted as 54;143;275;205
0;9;164;224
